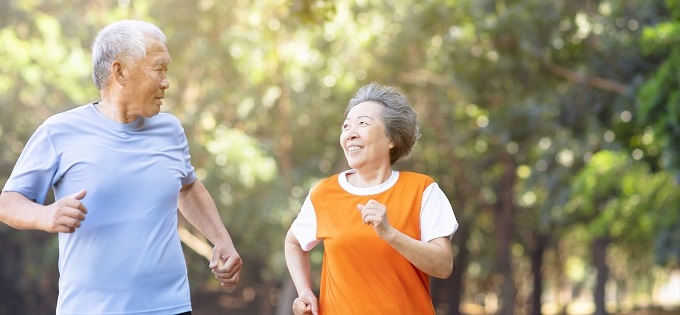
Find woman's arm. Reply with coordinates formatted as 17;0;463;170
284;229;318;315
384;233;453;279
358;199;453;278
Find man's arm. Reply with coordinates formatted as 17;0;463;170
178;179;242;287
0;190;87;233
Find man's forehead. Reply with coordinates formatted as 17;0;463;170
150;53;171;64
145;38;169;54
145;43;171;64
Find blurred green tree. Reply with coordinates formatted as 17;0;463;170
1;1;679;315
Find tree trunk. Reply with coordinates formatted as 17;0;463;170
592;236;610;315
495;153;517;315
431;222;471;315
275;274;296;315
0;230;58;314
412;81;481;315
449;223;470;315
257;282;275;315
529;233;549;315
273;80;296;315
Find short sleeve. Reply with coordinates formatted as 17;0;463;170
178;125;196;186
290;194;321;251
3;124;60;204
420;182;458;242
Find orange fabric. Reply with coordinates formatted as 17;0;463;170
310;172;436;315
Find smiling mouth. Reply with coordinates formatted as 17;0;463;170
347;145;363;152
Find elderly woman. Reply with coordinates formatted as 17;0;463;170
284;82;459;315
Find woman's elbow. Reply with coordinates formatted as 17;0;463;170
432;261;453;279
430;239;454;278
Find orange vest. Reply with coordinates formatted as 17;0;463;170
310;172;436;315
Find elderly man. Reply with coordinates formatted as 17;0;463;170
0;20;241;315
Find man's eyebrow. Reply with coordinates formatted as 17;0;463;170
153;56;171;65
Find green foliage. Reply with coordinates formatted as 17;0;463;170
638;0;680;172
569;150;680;265
638;52;680;171
205;126;277;188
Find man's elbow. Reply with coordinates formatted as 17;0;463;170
180;179;197;193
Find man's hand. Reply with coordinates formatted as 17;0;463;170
209;241;242;287
42;189;88;233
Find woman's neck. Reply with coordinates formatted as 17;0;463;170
347;167;392;188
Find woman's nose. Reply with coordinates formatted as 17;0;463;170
346;129;358;140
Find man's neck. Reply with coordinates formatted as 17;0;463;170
94;97;138;124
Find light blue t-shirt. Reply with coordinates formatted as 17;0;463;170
3;103;196;315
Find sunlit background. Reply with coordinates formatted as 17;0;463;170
0;0;679;314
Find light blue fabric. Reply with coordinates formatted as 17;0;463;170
4;103;195;314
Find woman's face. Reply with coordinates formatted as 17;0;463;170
340;101;394;171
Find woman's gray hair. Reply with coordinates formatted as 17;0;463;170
345;82;421;165
91;20;166;90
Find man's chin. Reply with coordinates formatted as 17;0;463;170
143;109;162;118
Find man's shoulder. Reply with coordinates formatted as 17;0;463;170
42;104;92;128
150;112;182;126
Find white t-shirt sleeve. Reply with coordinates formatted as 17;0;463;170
290;194;321;251
3;124;59;204
420;182;458;242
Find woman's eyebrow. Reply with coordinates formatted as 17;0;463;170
344;115;375;122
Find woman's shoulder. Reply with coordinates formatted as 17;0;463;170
397;171;435;183
308;172;346;196
315;173;342;187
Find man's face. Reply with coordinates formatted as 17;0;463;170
123;37;171;118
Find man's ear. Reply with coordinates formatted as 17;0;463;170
111;60;126;85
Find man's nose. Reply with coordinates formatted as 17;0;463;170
161;75;170;90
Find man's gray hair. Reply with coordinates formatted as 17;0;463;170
345;82;421;165
91;20;166;90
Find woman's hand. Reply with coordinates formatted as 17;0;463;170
358;199;454;278
292;291;318;315
357;199;394;240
